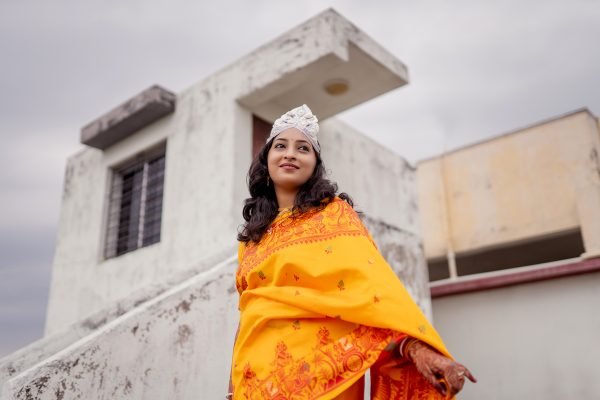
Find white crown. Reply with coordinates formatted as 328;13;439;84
267;104;320;153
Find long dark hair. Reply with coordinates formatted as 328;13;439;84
237;139;356;244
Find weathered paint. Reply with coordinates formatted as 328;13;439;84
320;118;420;236
0;247;234;392
417;109;600;259
3;216;428;399
5;257;239;400
80;85;176;150
45;8;421;335
2;8;431;400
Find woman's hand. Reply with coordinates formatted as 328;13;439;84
405;339;476;397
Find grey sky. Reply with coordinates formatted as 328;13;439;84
1;0;599;357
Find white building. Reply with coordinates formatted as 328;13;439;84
0;9;432;399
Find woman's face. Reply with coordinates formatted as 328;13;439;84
267;128;317;192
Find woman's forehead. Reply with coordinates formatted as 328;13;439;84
275;128;307;141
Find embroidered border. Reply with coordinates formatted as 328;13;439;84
236;198;374;293
239;324;395;399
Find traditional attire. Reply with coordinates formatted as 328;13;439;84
232;197;453;399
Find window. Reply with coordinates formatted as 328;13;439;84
427;228;585;281
104;145;166;259
253;114;272;158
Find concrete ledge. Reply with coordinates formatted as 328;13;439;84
235;8;409;123
0;245;235;394
80;85;176;150
3;255;239;400
1;212;428;399
430;256;600;298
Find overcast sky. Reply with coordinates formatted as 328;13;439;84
1;0;599;358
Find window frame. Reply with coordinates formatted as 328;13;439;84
103;143;166;259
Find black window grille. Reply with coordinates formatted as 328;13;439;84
104;150;165;258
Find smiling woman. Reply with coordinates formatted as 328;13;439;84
235;105;347;245
229;105;475;399
267;132;317;208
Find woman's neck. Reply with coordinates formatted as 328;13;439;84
275;188;297;209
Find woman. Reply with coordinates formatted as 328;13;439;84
228;105;476;399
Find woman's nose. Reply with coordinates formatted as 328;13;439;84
284;148;297;158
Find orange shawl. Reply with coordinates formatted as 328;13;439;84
232;197;453;399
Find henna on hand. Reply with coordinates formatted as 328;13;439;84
405;339;477;397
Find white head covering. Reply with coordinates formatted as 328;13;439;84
266;104;320;153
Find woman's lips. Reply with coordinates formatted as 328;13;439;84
281;165;298;170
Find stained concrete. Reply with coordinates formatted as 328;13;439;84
81;85;176;150
3;8;431;400
0;246;234;394
3;215;428;399
5;256;239;400
45;7;422;338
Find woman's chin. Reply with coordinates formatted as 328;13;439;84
273;179;305;191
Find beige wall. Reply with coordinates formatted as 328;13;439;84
417;110;600;261
432;270;600;400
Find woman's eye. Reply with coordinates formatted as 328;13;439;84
300;146;309;151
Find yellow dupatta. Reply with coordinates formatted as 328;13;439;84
232;197;453;399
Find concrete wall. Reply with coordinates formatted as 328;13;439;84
432;271;600;400
5;7;432;400
0;246;234;395
417;109;600;260
46;9;426;334
45;73;252;334
3;212;430;399
4;256;239;400
320;118;419;236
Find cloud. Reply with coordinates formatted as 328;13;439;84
1;0;599;358
0;232;54;358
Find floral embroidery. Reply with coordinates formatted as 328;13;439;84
325;245;333;254
243;362;256;380
300;361;310;372
275;341;293;364
236;198;375;293
239;325;395;399
418;324;427;334
234;198;445;399
317;326;330;344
